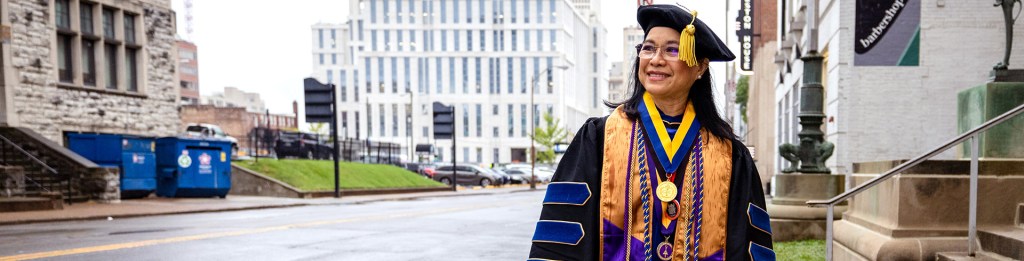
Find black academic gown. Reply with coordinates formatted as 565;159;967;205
528;117;773;261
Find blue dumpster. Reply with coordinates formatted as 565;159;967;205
155;137;232;198
66;133;156;199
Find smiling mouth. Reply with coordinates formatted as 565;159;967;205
647;72;671;80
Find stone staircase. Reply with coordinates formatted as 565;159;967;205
0;126;120;210
936;204;1024;260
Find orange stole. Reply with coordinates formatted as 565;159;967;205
599;106;733;260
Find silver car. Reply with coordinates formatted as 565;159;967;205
433;164;503;187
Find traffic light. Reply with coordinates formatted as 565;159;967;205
304;77;334;123
432;102;454;139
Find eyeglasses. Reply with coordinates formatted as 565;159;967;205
635;43;680;60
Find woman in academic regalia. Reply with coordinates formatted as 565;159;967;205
528;4;774;261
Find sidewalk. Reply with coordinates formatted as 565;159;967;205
0;184;547;226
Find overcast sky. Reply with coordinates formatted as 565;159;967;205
171;0;735;119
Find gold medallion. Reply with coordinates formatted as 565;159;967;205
656;182;677;202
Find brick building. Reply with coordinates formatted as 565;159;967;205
177;39;198;105
179;104;297;154
0;0;179;143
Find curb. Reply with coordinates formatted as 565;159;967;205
0;187;547;226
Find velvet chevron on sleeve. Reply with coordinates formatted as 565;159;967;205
529;117;607;261
724;139;775;261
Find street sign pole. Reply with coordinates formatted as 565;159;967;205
452;106;457;191
303;77;340;198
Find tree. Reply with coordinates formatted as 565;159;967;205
307;122;332;142
532;113;569;164
735;75;750;123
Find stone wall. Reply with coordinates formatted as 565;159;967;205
6;0;179;144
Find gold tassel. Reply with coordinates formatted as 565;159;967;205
679;10;698;67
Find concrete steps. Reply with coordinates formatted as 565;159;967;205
0;192;63;212
934;227;1024;260
936;251;1016;261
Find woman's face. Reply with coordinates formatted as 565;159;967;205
639;27;707;99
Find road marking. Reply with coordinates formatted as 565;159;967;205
0;201;531;261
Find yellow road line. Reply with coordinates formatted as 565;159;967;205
1;201;523;261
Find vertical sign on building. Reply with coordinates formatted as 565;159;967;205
854;0;920;66
735;0;754;72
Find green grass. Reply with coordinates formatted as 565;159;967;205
234;159;444;191
775;240;826;261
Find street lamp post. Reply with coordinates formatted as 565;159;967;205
529;65;569;189
406;90;414;163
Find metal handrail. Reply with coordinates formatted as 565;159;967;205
807;102;1024;260
0;134;58;175
0;133;61;195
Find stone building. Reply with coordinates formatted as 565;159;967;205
740;0;777;188
0;0;179;143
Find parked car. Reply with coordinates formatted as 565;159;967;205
491;168;520;184
274;131;333;160
503;168;554;183
184;123;238;154
433;164;503;187
419;163;437;178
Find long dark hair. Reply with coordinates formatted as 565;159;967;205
605;56;736;140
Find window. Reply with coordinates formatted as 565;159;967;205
367;104;373;137
379;104;386;136
453;0;459;24
341;71;347;102
508;105;514;137
449;57;456;93
462;57;468;93
533;104;539;128
56;0;72;83
547;58;554;93
332;54;337;65
331;29;336;48
493;105;499;115
521;104;528;137
520;57;526;94
511;30;517;51
550;0;556;22
319;54;325;65
454;30;460;51
396;0;403;23
365;58;372;93
436;58;442;93
463;147;469;163
371;0;377;23
58;2;143;91
480;29;486;51
81;3;96;86
355;69;360;101
404;57;411;93
510;0;518;23
493;126;499;138
463;104;469;137
423;126;429;138
391;57;398;93
475;104;482;137
493;148;500;163
507;59;513;94
383;0;389;23
476;148;482;163
393;104;399;137
441;30;447;51
467;30;472;51
475;57;482;93
441;0;447;23
378;57;385;93
327;69;333;83
318;29;324;48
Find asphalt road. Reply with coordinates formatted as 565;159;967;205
0;189;546;261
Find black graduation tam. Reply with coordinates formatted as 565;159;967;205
637;4;735;66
